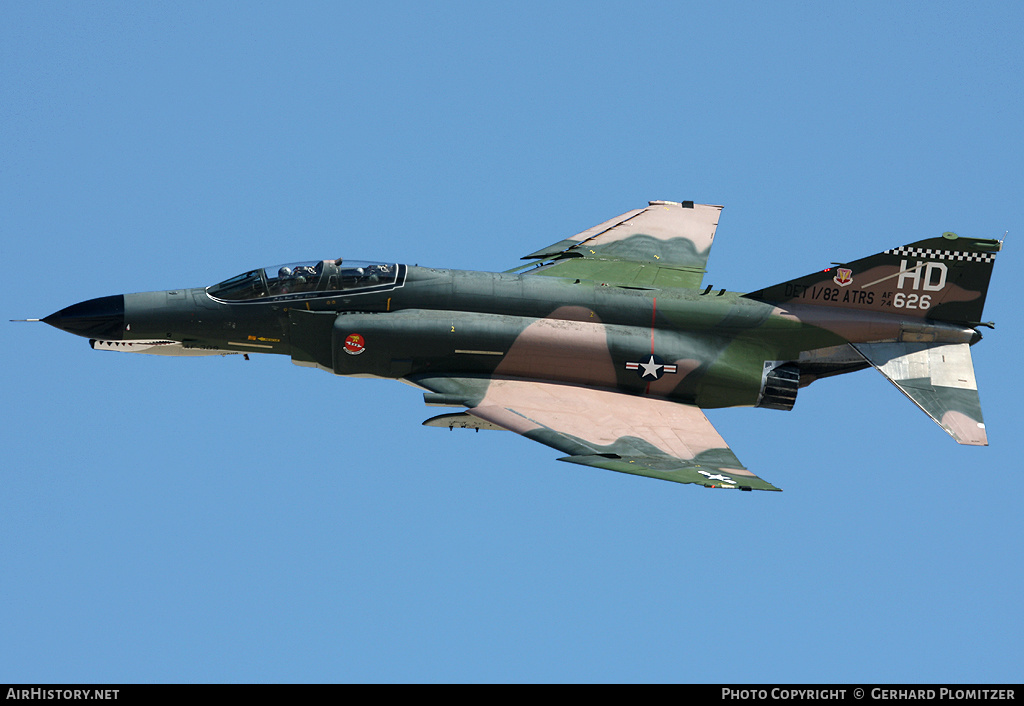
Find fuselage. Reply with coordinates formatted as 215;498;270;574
44;263;976;410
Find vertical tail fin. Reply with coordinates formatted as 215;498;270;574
745;233;1001;326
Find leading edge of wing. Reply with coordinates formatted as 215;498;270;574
510;201;724;289
412;375;781;492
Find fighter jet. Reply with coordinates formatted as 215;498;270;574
34;201;1001;491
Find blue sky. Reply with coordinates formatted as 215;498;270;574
2;1;1022;683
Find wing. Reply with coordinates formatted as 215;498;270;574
511;200;723;289
415;375;781;491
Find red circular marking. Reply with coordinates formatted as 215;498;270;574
344;333;365;355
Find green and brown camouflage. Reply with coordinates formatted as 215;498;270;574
36;201;1001;492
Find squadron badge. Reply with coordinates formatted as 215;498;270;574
833;268;853;287
343;333;366;355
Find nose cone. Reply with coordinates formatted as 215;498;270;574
43;295;126;340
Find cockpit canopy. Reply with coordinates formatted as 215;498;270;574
208;259;402;302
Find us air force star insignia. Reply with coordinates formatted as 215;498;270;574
698;470;736;484
624;354;678;380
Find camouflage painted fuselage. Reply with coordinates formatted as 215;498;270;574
110;267;878;411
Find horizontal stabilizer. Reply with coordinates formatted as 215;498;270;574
852;342;987;445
